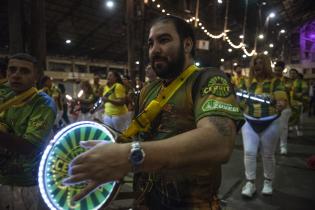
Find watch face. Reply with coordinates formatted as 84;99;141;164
131;150;144;164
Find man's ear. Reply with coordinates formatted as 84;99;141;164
183;38;193;55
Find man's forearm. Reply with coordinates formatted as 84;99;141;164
0;132;37;154
137;116;236;172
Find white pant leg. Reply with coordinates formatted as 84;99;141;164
111;112;131;132
93;109;104;122
260;118;281;180
103;114;115;128
279;108;292;149
242;121;260;180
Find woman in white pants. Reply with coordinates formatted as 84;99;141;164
102;71;130;132
273;61;292;155
240;54;288;198
279;107;292;154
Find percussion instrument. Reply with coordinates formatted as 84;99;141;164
38;121;120;210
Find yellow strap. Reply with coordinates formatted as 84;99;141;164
0;87;38;113
0;79;7;85
122;65;198;139
40;86;48;92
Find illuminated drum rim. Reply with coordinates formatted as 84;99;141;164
38;121;119;210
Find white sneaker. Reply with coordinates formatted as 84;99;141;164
280;147;287;155
262;179;273;195
242;181;256;197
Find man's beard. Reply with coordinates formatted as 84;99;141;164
150;45;185;80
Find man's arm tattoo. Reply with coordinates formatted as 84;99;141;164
208;116;234;137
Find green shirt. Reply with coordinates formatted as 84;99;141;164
0;91;56;186
136;68;243;206
0;82;15;105
290;79;308;107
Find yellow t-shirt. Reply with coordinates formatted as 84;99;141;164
103;83;128;116
231;74;245;89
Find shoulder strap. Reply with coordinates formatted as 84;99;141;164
136;79;161;116
122;65;198;139
0;87;38;113
104;84;116;97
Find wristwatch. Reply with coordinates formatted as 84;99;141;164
129;141;145;172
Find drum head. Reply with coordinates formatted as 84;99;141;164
38;121;120;210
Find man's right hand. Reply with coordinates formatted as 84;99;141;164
63;140;131;202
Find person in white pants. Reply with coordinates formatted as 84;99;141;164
274;61;291;155
239;54;288;198
242;116;281;195
103;112;130;132
279;107;292;154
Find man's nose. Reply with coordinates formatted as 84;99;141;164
150;43;161;55
11;68;23;77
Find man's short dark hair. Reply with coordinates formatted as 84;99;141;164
275;61;285;69
9;53;38;72
150;15;196;58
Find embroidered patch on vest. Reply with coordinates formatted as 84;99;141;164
201;76;231;97
202;99;239;112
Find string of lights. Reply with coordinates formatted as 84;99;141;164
148;0;259;56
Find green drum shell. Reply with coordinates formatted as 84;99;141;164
38;121;120;210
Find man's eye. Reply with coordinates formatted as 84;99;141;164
159;38;170;44
8;66;17;74
20;67;31;74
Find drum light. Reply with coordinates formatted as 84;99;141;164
39;121;119;210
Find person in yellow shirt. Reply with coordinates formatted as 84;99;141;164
289;69;308;136
231;65;245;90
240;54;287;197
102;71;129;132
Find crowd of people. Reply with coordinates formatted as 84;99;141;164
229;57;313;198
0;15;315;210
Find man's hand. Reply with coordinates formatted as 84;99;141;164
63;140;131;202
